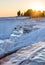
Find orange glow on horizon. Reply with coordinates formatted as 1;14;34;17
30;1;44;11
0;0;45;17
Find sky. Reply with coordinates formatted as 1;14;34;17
0;0;45;17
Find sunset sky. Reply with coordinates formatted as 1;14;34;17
0;0;45;17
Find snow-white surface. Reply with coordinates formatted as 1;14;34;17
1;42;45;65
0;17;45;65
0;17;45;56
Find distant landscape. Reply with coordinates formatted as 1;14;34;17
17;9;45;18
